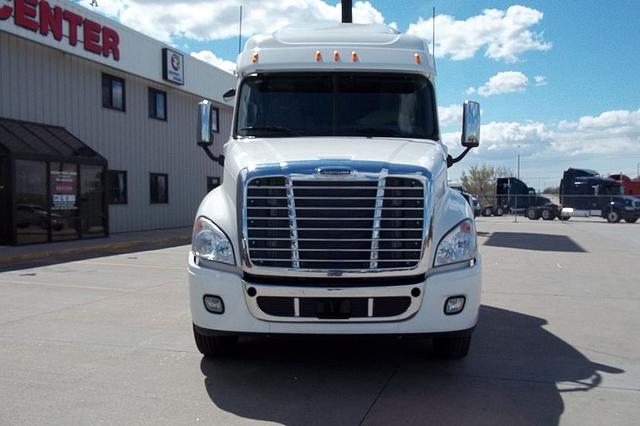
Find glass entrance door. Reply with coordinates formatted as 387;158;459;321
49;162;80;241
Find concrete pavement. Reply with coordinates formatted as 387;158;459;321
0;217;638;425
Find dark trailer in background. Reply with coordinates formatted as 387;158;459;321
0;117;108;245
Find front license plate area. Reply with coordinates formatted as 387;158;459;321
316;298;351;319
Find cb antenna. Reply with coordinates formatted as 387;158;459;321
238;4;243;54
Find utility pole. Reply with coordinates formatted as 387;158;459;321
514;146;520;223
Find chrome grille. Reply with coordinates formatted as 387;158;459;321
246;175;425;271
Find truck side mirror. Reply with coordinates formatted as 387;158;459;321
197;100;213;147
447;101;480;167
223;88;236;102
461;101;480;148
197;100;225;166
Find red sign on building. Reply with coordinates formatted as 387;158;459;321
0;0;120;61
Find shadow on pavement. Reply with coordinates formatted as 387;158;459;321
200;306;622;426
0;240;189;273
483;232;586;252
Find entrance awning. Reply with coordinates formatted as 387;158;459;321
0;117;106;166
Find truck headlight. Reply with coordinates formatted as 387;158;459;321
192;217;235;265
434;219;477;267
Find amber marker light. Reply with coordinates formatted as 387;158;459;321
351;51;358;62
251;52;259;63
333;50;340;61
315;51;322;62
414;53;422;64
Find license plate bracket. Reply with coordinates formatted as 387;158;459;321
316;298;351;319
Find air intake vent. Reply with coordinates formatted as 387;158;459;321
246;174;425;271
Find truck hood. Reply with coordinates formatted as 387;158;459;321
225;137;447;181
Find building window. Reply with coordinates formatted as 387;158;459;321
107;170;127;204
148;88;167;121
102;74;126;111
207;176;220;192
211;107;220;133
150;173;168;204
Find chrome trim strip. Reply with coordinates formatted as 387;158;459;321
285;177;300;268
370;170;387;269
243;282;423;323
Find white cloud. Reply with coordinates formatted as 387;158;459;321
551;109;640;155
534;75;547;86
407;5;551;62
438;104;463;126
467;71;529;97
444;108;640;160
80;0;386;43
191;50;236;74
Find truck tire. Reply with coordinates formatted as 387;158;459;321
541;208;555;221
606;211;621;223
432;332;472;359
625;217;638;223
482;207;493;217
527;207;540;220
193;325;238;357
495;207;504;216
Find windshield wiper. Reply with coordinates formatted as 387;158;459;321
239;125;300;136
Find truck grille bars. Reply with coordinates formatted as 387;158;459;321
244;172;426;272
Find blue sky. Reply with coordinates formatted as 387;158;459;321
77;0;640;189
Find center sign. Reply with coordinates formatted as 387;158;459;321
0;0;120;61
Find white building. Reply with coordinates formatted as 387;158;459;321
0;0;235;245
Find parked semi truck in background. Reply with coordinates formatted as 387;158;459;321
525;168;640;223
609;173;640;197
481;177;554;218
187;1;483;359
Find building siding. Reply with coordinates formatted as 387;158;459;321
0;31;233;233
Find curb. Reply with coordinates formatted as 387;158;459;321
0;234;191;266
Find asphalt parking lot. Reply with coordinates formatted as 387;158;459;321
1;217;639;425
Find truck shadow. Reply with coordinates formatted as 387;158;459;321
483;232;586;252
199;306;622;426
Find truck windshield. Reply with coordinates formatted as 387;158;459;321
236;73;438;139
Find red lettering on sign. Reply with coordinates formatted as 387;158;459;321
14;0;38;32
0;4;13;21
4;1;121;62
83;18;101;54
39;1;62;41
102;26;120;61
62;9;82;46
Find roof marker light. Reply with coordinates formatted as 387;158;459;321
333;50;340;61
315;51;322;62
351;51;358;62
414;53;422;64
251;52;259;63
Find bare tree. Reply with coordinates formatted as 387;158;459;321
460;164;512;205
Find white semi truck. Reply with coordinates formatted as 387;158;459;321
188;1;482;359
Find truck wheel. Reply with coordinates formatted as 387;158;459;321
560;215;570;221
432;332;472;359
606;211;621;223
495;207;504;216
527;208;540;220
482;207;493;217
541;208;555;221
193;325;238;357
624;217;638;223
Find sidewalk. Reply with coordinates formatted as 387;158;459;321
0;227;191;266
